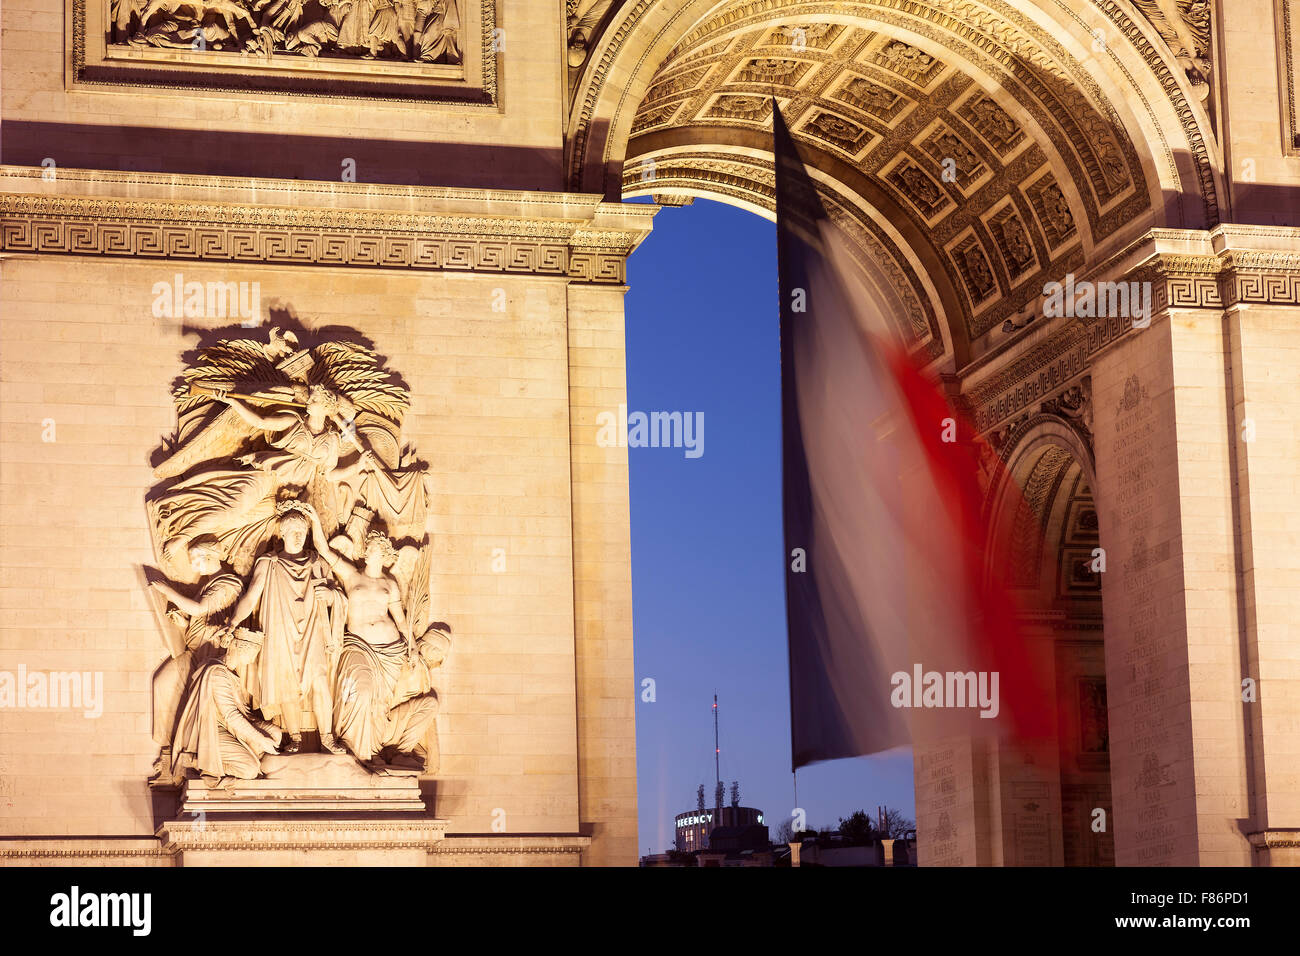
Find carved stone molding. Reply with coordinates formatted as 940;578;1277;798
1006;443;1074;586
0;846;173;862
8;826;595;865
966;237;1300;435
1130;250;1300;310
991;389;1094;471
1280;0;1300;152
968;323;1100;435
428;834;594;864
158;819;450;853
0;170;654;284
431;835;593;854
1248;828;1300;849
572;0;1220;238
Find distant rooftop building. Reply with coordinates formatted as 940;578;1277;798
697;824;774;867
790;833;918;867
675;697;767;853
674;804;765;853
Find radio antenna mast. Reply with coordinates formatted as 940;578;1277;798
713;693;721;807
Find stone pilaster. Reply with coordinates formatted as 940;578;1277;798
566;282;639;866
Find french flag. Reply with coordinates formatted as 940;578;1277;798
775;105;1053;768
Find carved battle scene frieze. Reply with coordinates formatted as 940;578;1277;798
74;0;496;102
109;0;463;62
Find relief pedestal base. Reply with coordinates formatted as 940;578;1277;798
160;753;446;865
157;819;449;866
178;753;427;814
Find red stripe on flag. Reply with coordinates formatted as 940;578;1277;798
878;340;1054;742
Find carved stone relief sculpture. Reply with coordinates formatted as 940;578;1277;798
108;0;462;63
146;327;450;787
566;0;616;69
1132;0;1213;103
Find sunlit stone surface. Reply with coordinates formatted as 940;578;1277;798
1;0;1297;866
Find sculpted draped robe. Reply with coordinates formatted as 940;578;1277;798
250;549;343;730
333;637;439;761
151;572;242;746
171;659;273;780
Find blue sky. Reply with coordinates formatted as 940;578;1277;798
623;196;915;855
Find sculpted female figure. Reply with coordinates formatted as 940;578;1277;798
151;535;243;662
304;509;438;769
148;535;244;780
170;630;283;781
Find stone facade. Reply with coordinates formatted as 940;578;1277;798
0;169;650;865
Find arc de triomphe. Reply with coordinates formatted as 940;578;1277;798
1;0;1297;866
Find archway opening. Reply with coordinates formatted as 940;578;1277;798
595;0;1219;862
988;435;1113;865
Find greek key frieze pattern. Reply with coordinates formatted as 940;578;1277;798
968;256;1300;435
0;204;629;284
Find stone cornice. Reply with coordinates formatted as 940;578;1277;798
1247;829;1300;849
431;834;593;855
0;167;658;284
0;831;594;862
157;819;452;853
964;227;1300;434
0;848;172;860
